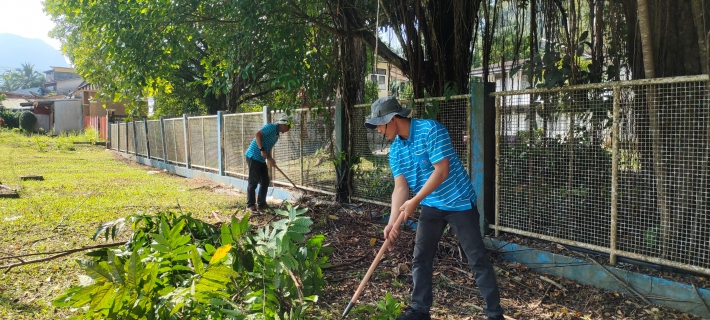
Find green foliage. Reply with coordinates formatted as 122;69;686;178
352;293;402;319
365;80;380;104
0;63;45;92
44;0;335;115
53;202;330;319
19;111;37;132
511;32;601;88
0;108;20;129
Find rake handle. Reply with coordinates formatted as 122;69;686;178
342;213;406;318
272;164;301;191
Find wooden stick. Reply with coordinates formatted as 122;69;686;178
1;242;126;273
342;213;406;318
273;164;306;193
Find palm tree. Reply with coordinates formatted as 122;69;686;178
15;63;45;89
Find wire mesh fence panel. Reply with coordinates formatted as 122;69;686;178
164;118;186;165
174;118;186;164
271;109;337;192
203;117;219;171
271;111;300;189
352;104;395;203
164;119;178;163
299;108;337;191
118;123;126;152
188;117;207;169
497;89;612;248
127;123;135;154
495;75;710;275
135;121;148;157
616;80;710;270
147;120;163;160
110;123;118;151
224;113;262;177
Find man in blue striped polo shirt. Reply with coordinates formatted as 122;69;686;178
244;115;292;213
365;96;503;320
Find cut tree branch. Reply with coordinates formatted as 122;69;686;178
1;242;127;273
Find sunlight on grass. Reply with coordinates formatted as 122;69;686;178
0;129;244;319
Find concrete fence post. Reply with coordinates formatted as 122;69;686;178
160;117;167;163
183;114;190;169
217;111;224;176
132;120;138;155
144;119;150;159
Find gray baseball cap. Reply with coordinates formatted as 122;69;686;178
364;96;412;129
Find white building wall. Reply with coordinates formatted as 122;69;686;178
53;100;83;135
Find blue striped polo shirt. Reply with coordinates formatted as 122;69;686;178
389;119;476;211
245;123;279;163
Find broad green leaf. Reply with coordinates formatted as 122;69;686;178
221;223;233;245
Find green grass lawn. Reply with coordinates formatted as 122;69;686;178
0;130;244;319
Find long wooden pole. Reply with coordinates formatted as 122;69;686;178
341;213;406;318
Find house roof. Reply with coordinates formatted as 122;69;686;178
0;91;36;99
0;98;31;109
44;66;76;74
9;88;42;96
69;81;97;97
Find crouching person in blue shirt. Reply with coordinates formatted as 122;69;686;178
244;115;292;213
364;96;504;320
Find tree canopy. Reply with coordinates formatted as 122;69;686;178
0;63;45;92
45;0;337;115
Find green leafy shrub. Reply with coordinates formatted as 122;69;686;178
19;111;37;132
54;202;331;319
0;108;19;129
353;292;402;319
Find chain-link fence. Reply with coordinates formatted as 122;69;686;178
494;75;710;275
352;95;472;204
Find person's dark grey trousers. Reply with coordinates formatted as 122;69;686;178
410;205;504;317
246;157;269;207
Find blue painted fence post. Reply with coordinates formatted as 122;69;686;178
470;82;496;234
217;111;224;176
183;114;190;169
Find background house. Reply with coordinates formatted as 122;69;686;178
368;59;410;99
43;66;83;95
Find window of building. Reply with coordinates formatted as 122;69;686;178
369;74;387;90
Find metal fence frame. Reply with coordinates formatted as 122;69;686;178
493;74;710;275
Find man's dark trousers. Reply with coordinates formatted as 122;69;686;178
246;157;270;207
411;205;504;317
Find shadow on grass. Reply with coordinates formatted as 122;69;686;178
0;289;49;316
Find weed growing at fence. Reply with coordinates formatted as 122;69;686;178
0;130;241;319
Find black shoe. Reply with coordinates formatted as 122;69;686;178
257;204;271;212
396;307;431;320
488;315;504;320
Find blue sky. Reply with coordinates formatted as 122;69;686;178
0;0;61;50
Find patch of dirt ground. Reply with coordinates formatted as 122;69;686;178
233;193;704;320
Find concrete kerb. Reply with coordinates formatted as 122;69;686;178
117;152;302;203
484;237;710;319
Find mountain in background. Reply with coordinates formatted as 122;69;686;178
0;33;68;72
